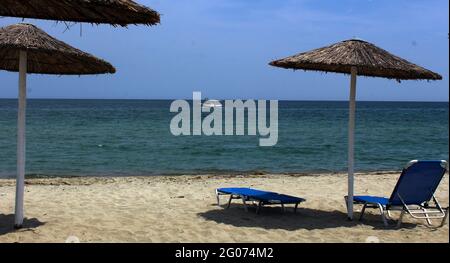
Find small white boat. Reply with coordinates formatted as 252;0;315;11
202;99;222;109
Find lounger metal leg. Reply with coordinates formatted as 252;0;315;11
281;204;285;213
226;195;233;209
216;190;220;206
359;204;367;221
377;204;388;226
440;208;449;227
432;195;444;212
294;203;299;214
431;195;447;227
397;210;405;228
422;208;432;225
386;210;393;219
241;195;248;212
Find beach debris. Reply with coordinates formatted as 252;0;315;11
365;236;380;243
252;171;266;175
65;235;80;243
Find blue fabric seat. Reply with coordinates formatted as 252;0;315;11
217;188;273;197
347;160;448;227
353;196;389;206
216;187;305;214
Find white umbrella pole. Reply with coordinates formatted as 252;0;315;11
347;66;357;220
14;50;27;228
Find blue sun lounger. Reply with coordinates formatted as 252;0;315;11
216;187;306;214
346;160;449;227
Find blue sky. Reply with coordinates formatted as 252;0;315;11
0;0;448;101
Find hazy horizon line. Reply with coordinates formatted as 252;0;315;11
0;97;448;103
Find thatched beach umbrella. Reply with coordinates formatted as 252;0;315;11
269;39;442;220
0;23;115;228
0;0;160;27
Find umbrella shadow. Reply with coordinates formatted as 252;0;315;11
198;204;417;231
0;214;45;236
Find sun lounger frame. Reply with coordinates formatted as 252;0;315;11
347;160;449;227
347;194;448;227
216;189;304;214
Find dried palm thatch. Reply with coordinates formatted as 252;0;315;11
0;23;116;75
269;39;442;81
0;0;160;27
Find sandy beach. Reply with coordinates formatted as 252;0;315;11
0;172;448;243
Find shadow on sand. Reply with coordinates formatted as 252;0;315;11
198;204;417;230
0;214;45;236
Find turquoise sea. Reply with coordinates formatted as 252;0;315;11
0;99;448;178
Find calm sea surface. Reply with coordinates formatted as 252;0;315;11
0;99;448;178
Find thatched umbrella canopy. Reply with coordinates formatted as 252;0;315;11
0;23;116;74
0;23;115;228
269;39;442;221
0;0;160;27
270;39;442;81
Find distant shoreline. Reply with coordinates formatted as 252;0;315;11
0;171;403;188
0;170;402;182
0;98;448;103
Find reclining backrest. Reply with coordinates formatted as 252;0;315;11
389;160;448;206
